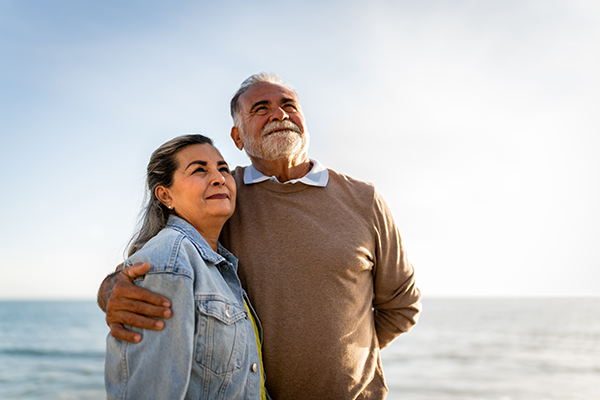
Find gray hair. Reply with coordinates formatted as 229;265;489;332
230;72;296;128
126;134;214;257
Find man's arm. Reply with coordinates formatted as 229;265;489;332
371;191;422;349
98;262;172;343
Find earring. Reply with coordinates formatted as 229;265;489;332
168;205;173;210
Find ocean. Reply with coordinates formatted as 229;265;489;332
0;298;598;400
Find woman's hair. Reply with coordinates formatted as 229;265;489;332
126;134;214;257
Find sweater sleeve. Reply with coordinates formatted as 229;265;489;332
371;189;422;349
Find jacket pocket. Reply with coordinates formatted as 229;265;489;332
194;298;247;374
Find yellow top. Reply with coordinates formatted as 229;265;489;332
244;299;267;400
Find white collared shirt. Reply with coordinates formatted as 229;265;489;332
243;159;329;187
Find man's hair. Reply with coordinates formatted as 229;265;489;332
230;72;296;127
126;134;214;257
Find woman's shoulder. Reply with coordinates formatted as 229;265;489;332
124;227;201;277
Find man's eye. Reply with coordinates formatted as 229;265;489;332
283;104;296;111
255;107;268;115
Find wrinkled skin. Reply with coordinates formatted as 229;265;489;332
99;262;172;343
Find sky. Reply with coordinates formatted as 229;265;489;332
1;0;599;299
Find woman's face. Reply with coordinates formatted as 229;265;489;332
157;143;236;233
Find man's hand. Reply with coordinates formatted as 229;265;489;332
99;262;172;343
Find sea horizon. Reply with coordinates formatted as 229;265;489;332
1;297;599;399
2;293;599;301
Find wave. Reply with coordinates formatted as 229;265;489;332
0;348;104;359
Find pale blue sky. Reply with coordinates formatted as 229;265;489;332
1;0;599;299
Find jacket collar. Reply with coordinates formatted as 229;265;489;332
166;215;237;268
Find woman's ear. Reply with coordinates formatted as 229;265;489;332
155;185;173;209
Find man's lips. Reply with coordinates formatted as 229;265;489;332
206;193;229;200
261;121;302;137
263;128;302;138
265;128;295;136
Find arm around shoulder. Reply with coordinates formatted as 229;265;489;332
100;262;173;343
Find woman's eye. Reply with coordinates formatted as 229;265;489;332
193;167;206;174
219;167;231;174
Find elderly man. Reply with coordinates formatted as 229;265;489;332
99;73;421;399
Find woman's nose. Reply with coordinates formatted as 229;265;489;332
211;172;226;186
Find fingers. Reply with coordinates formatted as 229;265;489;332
121;262;151;280
108;308;166;330
117;263;171;308
106;296;170;343
105;261;173;342
108;288;172;320
109;322;142;343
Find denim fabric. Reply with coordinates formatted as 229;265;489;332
105;215;265;400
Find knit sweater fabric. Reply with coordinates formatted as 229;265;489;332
220;166;421;400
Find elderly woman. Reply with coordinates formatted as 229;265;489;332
105;134;267;400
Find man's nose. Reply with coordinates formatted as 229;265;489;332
270;106;289;121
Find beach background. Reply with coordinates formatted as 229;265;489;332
1;0;600;398
1;298;598;400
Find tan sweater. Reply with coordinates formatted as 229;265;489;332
220;166;421;400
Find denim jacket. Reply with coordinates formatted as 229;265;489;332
105;215;266;400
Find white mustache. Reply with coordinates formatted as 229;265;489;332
261;121;302;137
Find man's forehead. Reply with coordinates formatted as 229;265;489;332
240;82;298;107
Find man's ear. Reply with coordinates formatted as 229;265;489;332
155;185;173;209
231;126;244;151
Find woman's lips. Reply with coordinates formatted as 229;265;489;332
206;193;229;200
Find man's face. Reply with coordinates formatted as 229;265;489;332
233;82;309;161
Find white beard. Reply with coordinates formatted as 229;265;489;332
242;120;310;161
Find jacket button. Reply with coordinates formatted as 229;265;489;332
251;363;258;372
225;308;231;318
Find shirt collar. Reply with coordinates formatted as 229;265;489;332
243;159;329;187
